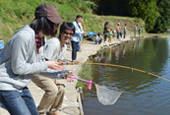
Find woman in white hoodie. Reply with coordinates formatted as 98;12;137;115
0;3;71;115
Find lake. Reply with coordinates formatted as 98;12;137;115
83;37;170;115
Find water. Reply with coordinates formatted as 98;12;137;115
82;37;170;115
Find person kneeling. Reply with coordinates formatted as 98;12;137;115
95;32;103;44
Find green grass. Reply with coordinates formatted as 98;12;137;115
0;0;145;45
0;0;94;44
76;59;93;88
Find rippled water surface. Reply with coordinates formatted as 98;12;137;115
82;38;170;115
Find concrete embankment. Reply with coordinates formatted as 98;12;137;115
0;35;132;115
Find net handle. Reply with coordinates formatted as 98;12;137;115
70;76;94;89
70;76;91;83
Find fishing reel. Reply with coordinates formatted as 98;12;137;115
60;70;73;76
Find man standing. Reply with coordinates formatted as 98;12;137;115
124;24;127;38
71;15;85;62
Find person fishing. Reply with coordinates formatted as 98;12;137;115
32;22;75;115
0;3;72;115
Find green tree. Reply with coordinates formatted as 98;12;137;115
128;0;159;32
151;0;170;33
89;0;130;16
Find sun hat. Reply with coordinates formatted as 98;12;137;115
118;22;120;25
35;3;64;24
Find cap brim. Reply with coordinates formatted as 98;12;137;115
47;16;65;24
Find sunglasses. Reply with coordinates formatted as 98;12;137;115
63;31;74;36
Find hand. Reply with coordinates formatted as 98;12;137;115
83;31;87;36
65;75;74;82
53;65;64;70
47;61;58;69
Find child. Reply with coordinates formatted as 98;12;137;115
138;27;142;35
108;29;113;43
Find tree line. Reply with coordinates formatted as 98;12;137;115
89;0;170;33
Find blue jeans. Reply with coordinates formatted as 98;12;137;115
71;41;79;61
0;87;39;115
139;31;141;35
95;39;102;44
117;32;120;39
77;37;82;51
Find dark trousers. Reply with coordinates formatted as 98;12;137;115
104;35;107;42
71;41;79;61
117;32;120;39
124;32;126;38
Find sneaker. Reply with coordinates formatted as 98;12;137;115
72;60;80;64
47;111;60;115
77;50;82;52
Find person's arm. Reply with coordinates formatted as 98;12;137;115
43;57;72;80
100;36;104;40
106;25;110;32
11;32;64;80
57;59;73;82
11;32;48;75
58;45;66;62
38;68;72;79
43;42;57;60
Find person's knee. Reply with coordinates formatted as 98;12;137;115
59;86;65;95
45;86;58;96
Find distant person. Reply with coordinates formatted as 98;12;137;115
116;23;121;39
95;32;103;44
124;24;127;38
138;26;142;35
71;15;85;62
0;3;71;115
103;22;110;43
108;29;113;43
134;25;138;37
32;22;75;115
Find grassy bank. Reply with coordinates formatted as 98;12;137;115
0;0;145;45
76;59;93;88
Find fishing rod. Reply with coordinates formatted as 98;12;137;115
59;62;170;83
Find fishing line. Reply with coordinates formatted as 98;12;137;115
60;62;170;82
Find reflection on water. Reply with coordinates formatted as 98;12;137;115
83;38;170;115
115;46;119;61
